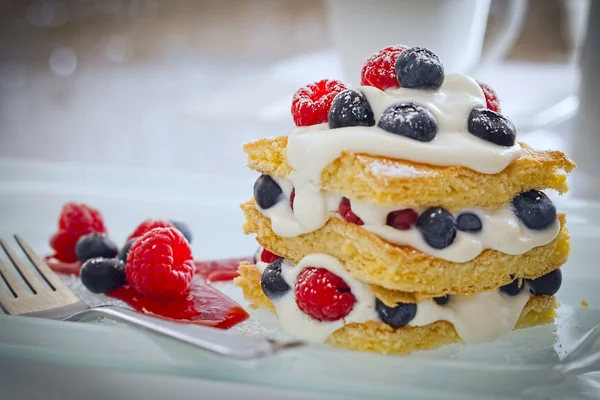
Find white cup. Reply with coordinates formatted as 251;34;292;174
571;0;599;199
326;0;528;86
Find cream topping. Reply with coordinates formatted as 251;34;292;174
410;289;531;344
351;199;560;263
286;73;522;182
257;178;560;262
255;251;532;344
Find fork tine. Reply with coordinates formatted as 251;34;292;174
0;259;29;298
0;281;13;313
0;239;46;294
13;234;70;292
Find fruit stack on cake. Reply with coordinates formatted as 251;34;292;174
234;45;576;354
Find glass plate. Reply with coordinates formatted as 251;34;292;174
0;159;599;400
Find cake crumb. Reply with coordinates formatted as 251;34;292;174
581;300;589;307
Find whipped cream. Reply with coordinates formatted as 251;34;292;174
351;199;560;263
257;178;560;262
410;289;531;343
255;251;532;344
256;253;379;342
258;177;340;237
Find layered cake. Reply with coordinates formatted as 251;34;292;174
235;45;576;354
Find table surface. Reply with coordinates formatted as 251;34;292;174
0;3;596;398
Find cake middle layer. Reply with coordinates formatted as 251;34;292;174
255;176;562;263
243;200;570;296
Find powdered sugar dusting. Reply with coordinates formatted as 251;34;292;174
367;161;435;178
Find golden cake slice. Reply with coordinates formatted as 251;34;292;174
235;263;558;355
244;137;574;211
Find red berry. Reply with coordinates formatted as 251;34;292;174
126;227;195;299
386;209;419;230
290;188;296;210
260;249;282;264
291;79;349;127
295;267;356;321
339;198;364;226
50;203;107;263
361;45;408;90
127;219;174;241
477;81;501;113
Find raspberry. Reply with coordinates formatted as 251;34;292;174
339;198;364;226
291;79;348;127
477;81;501;113
50;230;84;263
126;227;194;299
127;219;174;241
294;267;356;321
260;249;282;264
50;203;107;263
386;209;418;230
361;45;407;90
290;188;296;210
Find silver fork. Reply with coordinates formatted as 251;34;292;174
0;234;303;359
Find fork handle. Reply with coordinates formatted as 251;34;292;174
64;305;291;359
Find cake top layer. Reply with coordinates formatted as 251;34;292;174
288;45;522;175
290;73;521;176
244;136;575;210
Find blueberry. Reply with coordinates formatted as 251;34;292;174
527;269;562;296
500;279;524;296
378;102;437;142
118;238;137;264
260;258;290;299
416;207;457;249
328;89;375;129
254;175;283;210
394;47;444;89
170;220;192;243
75;233;119;263
80;258;126;294
456;213;482;232
375;299;417;329
434;295;450;305
511;190;557;230
467;108;516;146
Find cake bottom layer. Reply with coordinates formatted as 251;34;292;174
235;263;558;355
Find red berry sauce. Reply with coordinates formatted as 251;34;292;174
194;257;251;282
46;256;82;276
108;276;248;329
47;256;252;329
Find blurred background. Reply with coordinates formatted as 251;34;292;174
0;0;593;182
